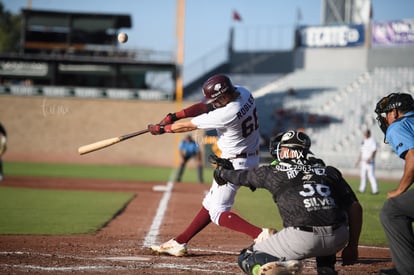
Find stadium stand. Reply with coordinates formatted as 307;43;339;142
250;67;413;176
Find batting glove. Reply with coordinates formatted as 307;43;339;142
159;113;178;125
148;124;165;135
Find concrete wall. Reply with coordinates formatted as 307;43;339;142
229;47;414;74
293;47;414;71
0;95;201;167
294;48;368;70
230;51;294;74
367;47;414;69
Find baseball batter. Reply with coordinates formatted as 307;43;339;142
214;130;363;275
148;74;272;257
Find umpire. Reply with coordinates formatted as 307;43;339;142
375;93;414;275
214;130;362;275
176;134;203;183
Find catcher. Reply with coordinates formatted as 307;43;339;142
213;130;363;275
0;122;7;181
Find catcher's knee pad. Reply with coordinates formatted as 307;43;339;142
238;245;280;275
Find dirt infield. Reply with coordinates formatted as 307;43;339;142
0;176;395;274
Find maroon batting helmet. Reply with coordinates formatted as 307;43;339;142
202;74;235;103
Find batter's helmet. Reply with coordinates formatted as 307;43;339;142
202;74;235;103
269;130;312;160
375;92;414;135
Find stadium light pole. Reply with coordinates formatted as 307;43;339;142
175;0;185;102
174;0;186;167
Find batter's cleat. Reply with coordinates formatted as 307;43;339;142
258;260;302;275
150;239;187;257
254;228;277;243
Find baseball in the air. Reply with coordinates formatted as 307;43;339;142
118;32;128;43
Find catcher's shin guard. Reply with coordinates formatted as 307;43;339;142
238;246;279;275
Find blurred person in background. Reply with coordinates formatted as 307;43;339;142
355;129;379;194
176;134;203;183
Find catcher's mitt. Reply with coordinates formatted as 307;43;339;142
208;154;234;170
208;154;234;186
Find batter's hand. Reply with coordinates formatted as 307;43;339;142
159;113;178;125
341;245;358;265
387;189;403;199
148;124;165;135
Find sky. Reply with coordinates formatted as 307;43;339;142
2;0;414;83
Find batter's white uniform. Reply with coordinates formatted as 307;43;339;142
358;136;378;194
191;86;260;224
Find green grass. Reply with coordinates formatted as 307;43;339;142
1;161;212;235
4;161;174;181
2;161;399;246
0;186;134;235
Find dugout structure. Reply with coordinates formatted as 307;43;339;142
0;9;177;100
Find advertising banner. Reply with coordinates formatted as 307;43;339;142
0;61;48;76
298;24;365;48
372;20;414;46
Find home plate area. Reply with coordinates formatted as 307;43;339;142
0;177;394;274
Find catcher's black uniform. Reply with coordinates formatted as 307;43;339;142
221;158;357;228
219;157;361;274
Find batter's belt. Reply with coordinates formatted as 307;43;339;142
293;223;343;233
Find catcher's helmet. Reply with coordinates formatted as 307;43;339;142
269;130;311;160
202;74;235;103
375;92;414;135
269;132;284;159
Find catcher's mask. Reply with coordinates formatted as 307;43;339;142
375;93;414;142
269;130;312;161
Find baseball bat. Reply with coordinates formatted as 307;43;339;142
78;129;149;155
